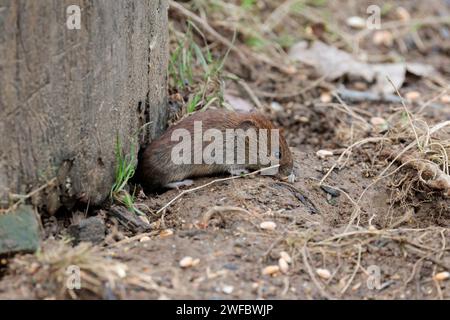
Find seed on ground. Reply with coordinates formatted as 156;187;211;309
433;271;449;281
370;117;387;126
346;16;366;29
279;258;289;274
280;251;292;264
179;256;200;268
320;92;332;103
316;268;331;280
317;150;333;159
405;91;421;101
260;221;277;230
139;235;151;242
441;95;450;104
262;265;280;276
160;229;174;238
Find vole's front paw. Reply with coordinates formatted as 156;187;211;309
165;179;194;189
229;168;249;176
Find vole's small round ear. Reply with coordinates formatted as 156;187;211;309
238;119;257;130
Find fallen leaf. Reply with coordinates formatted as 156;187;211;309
289;41;435;94
224;94;255;113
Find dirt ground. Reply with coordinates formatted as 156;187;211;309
0;0;449;299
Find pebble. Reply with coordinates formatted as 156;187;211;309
222;285;234;294
320;185;341;198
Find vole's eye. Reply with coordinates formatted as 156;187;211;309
274;151;282;159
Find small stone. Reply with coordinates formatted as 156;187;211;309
346;16;366;29
320;185;341;198
316;150;333;159
260;221;277;230
67;216;106;245
139;236;151;242
280;251;292;264
0;205;41;255
278;258;289;274
222;285;234;294
316;268;331;280
262;265;280;276
405;91;421;101
433;271;449;281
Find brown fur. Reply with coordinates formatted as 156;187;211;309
136;109;293;192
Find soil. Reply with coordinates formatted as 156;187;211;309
0;0;449;299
